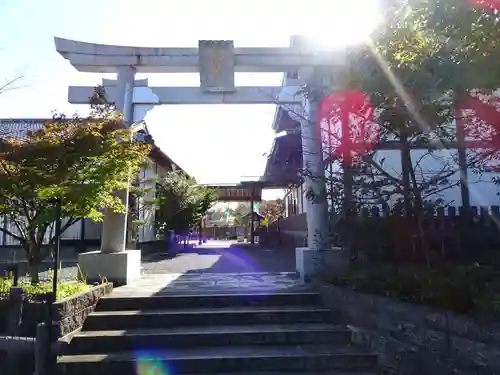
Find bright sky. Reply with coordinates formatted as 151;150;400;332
0;0;380;200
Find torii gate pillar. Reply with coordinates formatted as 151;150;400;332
78;66;143;286
55;37;343;284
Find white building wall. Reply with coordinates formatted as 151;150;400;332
1;156;166;246
273;69;500;212
374;148;499;207
60;219;81;240
283;184;307;218
138;161;158;242
284;146;499;216
320;148;500;210
84;219;102;239
137;159;172;242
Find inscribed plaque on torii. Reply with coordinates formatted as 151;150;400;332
198;40;235;93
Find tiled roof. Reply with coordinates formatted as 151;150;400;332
0;119;47;142
263;131;303;185
0;118;150;143
0;118;187;174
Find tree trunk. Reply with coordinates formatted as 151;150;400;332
408;163;432;268
25;241;41;284
28;260;40;284
413;192;431;268
400;136;413;216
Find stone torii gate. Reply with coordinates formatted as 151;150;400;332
54;36;344;284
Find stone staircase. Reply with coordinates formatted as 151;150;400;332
57;291;379;374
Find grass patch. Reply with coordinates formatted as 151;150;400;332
0;277;89;301
0;263;90;301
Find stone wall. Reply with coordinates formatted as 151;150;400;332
138;240;169;255
0;283;113;375
0;282;113;337
279;212;307;232
315;282;500;374
259;213;307;249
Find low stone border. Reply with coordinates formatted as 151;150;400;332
52;282;113;337
1;282;113;337
314;281;500;375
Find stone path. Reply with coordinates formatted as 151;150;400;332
3;241;300;294
110;241;303;296
112;272;307;296
143;241;295;274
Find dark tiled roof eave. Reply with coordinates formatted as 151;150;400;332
263;132;303;185
272;108;301;133
0;118;187;175
149;145;187;175
0;119;48;142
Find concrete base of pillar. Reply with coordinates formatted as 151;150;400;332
77;250;141;286
295;247;350;281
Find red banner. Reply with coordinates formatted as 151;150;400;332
456;92;500;170
317;90;380;164
466;0;500;10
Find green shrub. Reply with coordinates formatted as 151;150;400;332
0;277;89;301
323;264;500;316
0;265;90;301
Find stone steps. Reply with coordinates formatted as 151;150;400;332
84;305;332;330
58;345;379;374
97;291;321;310
68;323;352;353
57;291;379;374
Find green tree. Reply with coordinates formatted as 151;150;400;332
206;208;225;222
0;88;151;282
232;203;251;226
306;0;500;262
332;0;500;207
261;199;284;224
155;169;217;235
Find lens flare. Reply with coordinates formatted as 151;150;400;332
317;90;379;164
466;0;500;11
135;351;173;375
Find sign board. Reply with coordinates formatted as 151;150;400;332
198;40;235;92
214;187;262;202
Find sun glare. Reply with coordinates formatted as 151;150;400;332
299;0;382;49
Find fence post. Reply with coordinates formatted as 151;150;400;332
34;323;49;375
6;286;24;375
6;286;23;333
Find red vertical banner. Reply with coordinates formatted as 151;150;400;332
456;93;500;170
456;94;500;146
465;0;500;10
316;90;379;164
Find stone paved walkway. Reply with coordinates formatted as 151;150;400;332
112;272;307;296
0;240;296;282
142;241;295;274
110;240;305;296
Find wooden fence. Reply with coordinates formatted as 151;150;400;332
0;287;53;375
201;226;246;240
259;206;500;264
0;218;101;246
